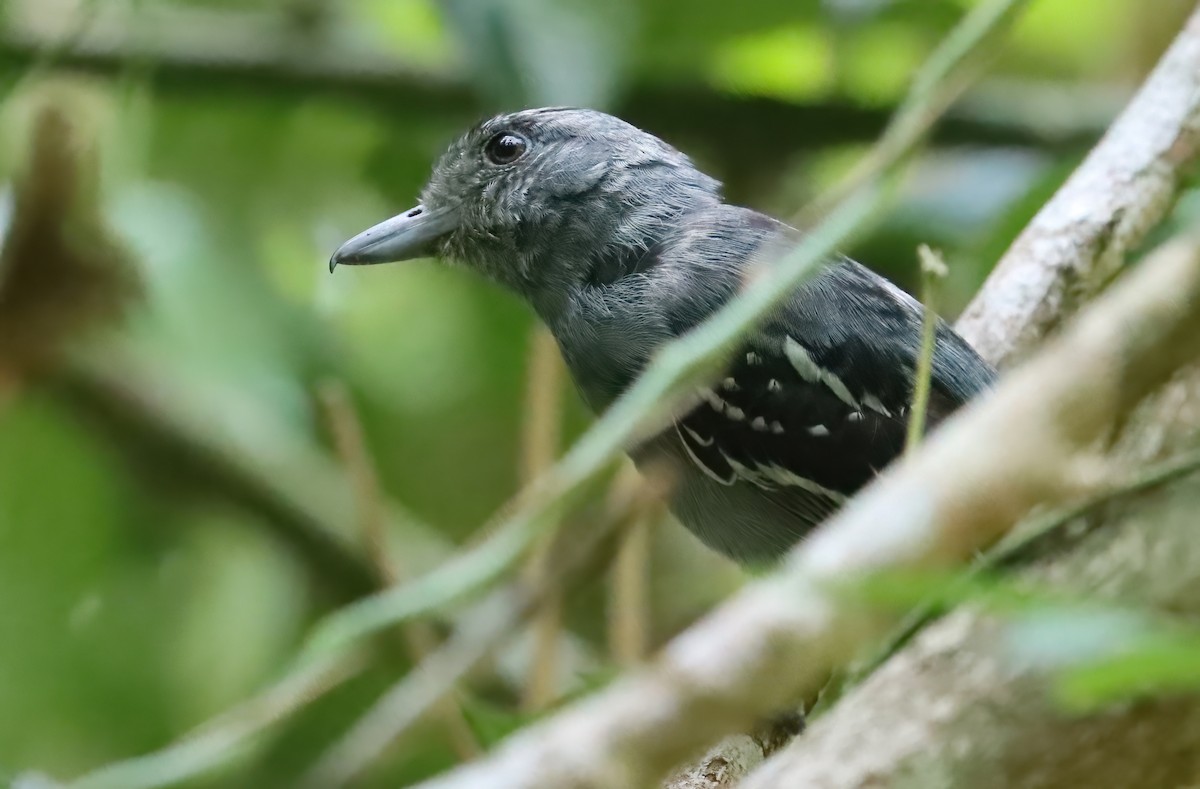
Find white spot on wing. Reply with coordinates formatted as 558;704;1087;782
822;376;858;410
722;453;850;503
726;406;745;421
863;394;892;417
682;424;714;447
768;379;782;393
783;336;821;382
699;388;725;412
722;454;773;491
722;377;739;391
784;336;860;408
807;424;830;437
746;352;761;365
761;464;848;502
675;423;734;486
751;417;767;431
678;416;849;503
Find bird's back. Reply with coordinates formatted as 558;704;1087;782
553;204;996;564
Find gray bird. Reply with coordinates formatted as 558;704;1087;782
330;107;996;565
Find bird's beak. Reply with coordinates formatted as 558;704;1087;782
328;205;455;272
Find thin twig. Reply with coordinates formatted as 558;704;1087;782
521;559;565;711
303;469;669;788
517;326;566;712
609;475;662;666
413;228;1200;789
65;652;366;789
906;245;948;452
610;517;652;665
317;379;482;762
518;327;566;487
304;590;533;789
317;380;393;584
995;443;1200;564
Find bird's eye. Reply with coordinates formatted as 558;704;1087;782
484;132;528;165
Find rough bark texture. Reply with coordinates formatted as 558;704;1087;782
955;7;1200;368
663;736;775;789
739;7;1200;789
404;6;1200;788
667;7;1200;787
411;222;1200;789
745;368;1200;789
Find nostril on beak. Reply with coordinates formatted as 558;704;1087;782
406;207;423;218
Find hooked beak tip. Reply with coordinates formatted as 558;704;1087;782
328;204;452;273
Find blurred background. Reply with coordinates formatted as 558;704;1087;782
1;0;1198;786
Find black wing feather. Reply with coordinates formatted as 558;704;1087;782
675;335;905;501
659;207;996;512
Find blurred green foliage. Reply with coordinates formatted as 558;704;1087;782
0;0;1198;786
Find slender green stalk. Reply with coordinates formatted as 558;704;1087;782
302;188;879;661
906;245;949;452
799;0;1034;224
66;654;365;789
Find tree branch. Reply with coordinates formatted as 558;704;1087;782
738;7;1200;787
744;372;1200;789
317;379;482;762
302;469;668;788
956;5;1200;368
411;226;1200;788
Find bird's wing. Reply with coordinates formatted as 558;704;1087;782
656;206;995;508
672;333;905;512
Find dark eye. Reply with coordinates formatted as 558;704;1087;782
484;132;528;165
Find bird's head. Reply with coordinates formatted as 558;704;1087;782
329;107;721;318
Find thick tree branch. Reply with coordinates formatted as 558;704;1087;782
739;7;1200;788
743;435;1200;789
413;222;1200;788
16;3;1190;781
956;6;1200;367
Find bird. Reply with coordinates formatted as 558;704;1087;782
329;107;997;566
